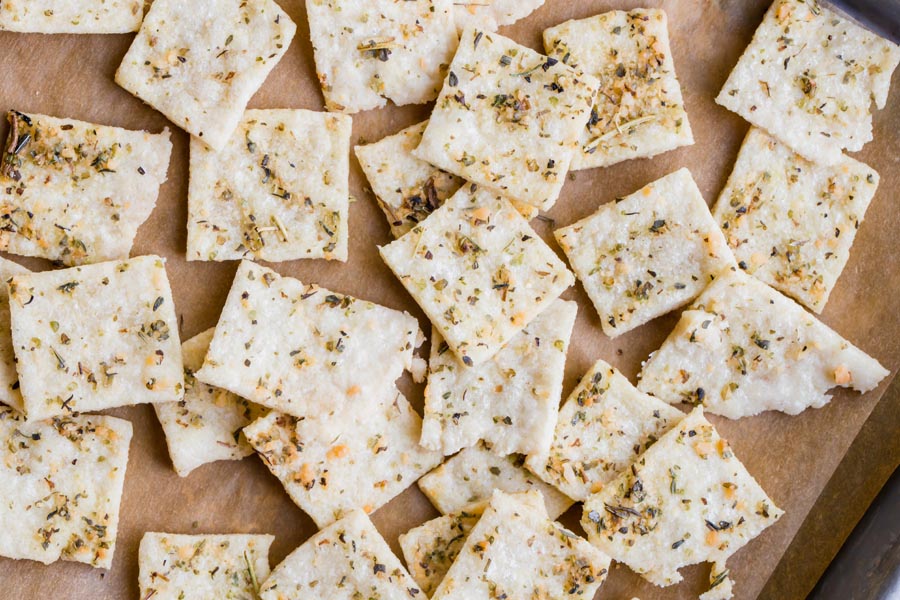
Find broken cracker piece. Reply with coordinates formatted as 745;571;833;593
452;0;545;33
0;0;144;33
0;256;29;413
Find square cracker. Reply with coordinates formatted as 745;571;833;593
305;0;458;114
421;298;576;456
154;329;267;478
139;532;274;600
452;0;545;33
430;490;611;600
9;255;184;421
543;9;694;170
380;186;573;366
0;257;29;413
243;388;442;528
581;407;782;594
525;358;683;502
0;0;143;33
259;509;422;599
0;111;172;266
417;442;573;519
195;261;420;418
638;269;889;419
187;109;351;262
555;168;736;338
713;127;879;313
115;0;296;151
716;0;900;165
414;27;599;211
0;406;133;568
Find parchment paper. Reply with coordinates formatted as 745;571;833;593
0;1;897;599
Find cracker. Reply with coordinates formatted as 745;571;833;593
525;359;684;502
154;329;267;477
195;260;420;418
414;28;599;211
581;407;782;594
543;9;693;170
716;0;900;165
115;0;296;151
713;127;879;313
258;509;422;599
379;186;573;366
244;388;442;528
305;0;458;114
0;257;29;413
452;0;545;33
555;168;736;338
187;109;351;262
9;255;184;421
421;298;576;456
430;490;611;600
0;406;132;568
0;111;172;266
417;442;573;519
637;269;889;419
0;0;143;33
139;533;274;600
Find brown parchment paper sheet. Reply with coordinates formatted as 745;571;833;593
0;1;897;598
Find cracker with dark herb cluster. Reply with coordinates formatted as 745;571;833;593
188;109;352;262
0;0;144;33
0;256;29;413
452;0;545;33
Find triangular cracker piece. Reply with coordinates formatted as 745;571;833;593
526;358;684;502
637;268;888;419
422;298;576;456
0;256;29;413
0;406;133;568
139;533;274;600
452;0;545;33
0;0;144;33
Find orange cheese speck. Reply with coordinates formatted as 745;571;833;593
327;444;349;460
347;385;361;396
834;365;852;385
510;312;527;326
706;530;719;546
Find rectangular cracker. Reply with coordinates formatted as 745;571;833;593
305;0;458;114
244;388;442;528
716;0;900;165
0;406;133;568
187;109;351;262
9;255;184;421
452;0;545;33
543;9;694;170
555;168;736;338
525;358;684;502
115;0;296;151
154;329;267;478
421;298;576;456
0;0;143;33
414;27;599;211
195;261;420;418
581;407;782;595
638;269;889;419
259;509;422;599
417;442;573;519
139;533;273;600
1;111;172;266
431;490;611;600
380;185;573;366
0;256;29;413
713;127;880;313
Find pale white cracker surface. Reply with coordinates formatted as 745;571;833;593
0;406;132;568
526;358;684;502
0;0;143;33
259;509;422;599
380;186;573;366
581;407;782;592
543;9;693;170
0;257;29;413
638;269;889;419
9;255;184;421
555;168;736;338
713;127;879;313
195;260;420;418
414;27;599;211
139;533;273;600
716;0;900;165
154;329;267;478
417;442;573;519
188;109;351;263
430;490;611;600
421;298;576;456
305;0;458;114
0;111;171;266
115;0;296;151
452;0;545;33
